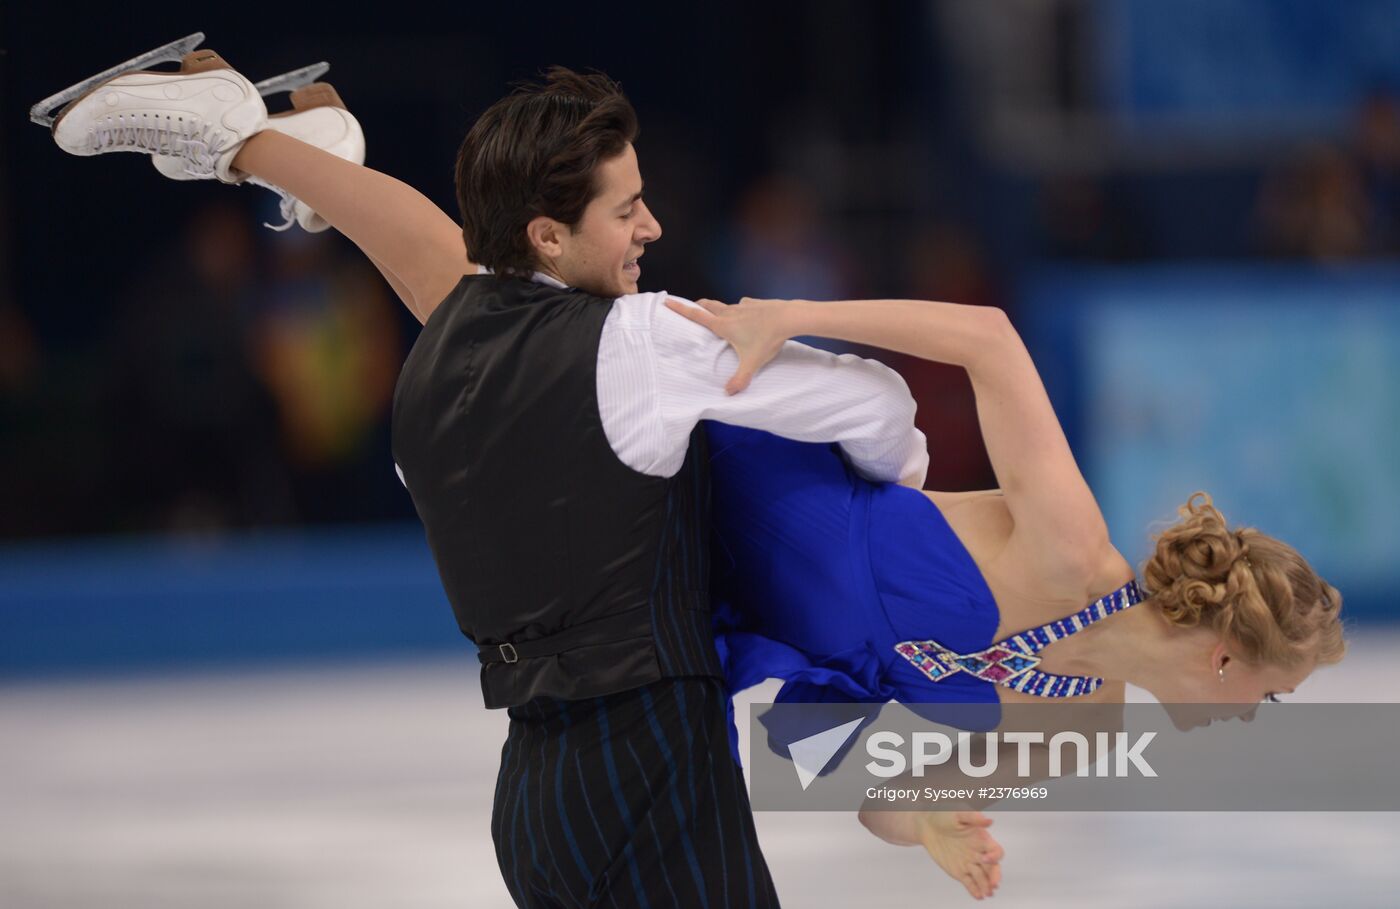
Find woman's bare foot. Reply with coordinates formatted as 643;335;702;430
914;810;1004;900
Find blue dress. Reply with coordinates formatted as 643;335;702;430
706;422;1007;764
704;422;1145;767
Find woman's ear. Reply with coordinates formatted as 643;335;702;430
526;215;564;263
1211;642;1231;675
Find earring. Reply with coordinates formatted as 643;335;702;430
1218;667;1225;684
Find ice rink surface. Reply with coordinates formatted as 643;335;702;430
4;631;1399;908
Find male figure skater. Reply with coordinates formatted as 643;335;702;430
40;45;928;907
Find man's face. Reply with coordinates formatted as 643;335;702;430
552;142;662;297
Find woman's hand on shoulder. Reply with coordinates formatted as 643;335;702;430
663;297;798;394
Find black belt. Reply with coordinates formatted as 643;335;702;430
478;605;653;665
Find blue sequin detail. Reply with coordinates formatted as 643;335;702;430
894;579;1143;699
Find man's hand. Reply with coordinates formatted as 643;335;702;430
662;296;795;395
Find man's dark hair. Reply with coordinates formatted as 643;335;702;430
455;67;639;275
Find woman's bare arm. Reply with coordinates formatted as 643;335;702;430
790;298;1111;576
667;296;1112;578
964;311;1113;580
233;130;472;324
778;298;1004;375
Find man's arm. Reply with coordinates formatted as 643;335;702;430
646;296;929;487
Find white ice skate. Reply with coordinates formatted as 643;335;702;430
32;33;267;183
252;84;365;233
152;81;365;233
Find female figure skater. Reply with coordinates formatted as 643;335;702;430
665;295;1346;899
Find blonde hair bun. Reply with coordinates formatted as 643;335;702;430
1141;492;1344;668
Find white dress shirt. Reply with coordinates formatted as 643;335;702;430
395;271;929;488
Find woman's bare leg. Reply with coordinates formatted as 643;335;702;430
364;254;418;316
233;130;472;323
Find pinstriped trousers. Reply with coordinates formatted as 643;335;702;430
491;676;781;908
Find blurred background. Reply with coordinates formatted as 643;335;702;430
3;2;1398;906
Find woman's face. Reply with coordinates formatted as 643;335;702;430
1160;646;1315;731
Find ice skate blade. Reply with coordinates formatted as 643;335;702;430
254;63;330;97
29;32;205;128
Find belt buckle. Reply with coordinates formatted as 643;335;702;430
499;642;519;664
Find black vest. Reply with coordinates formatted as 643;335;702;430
391;275;723;708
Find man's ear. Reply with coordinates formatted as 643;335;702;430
526;215;565;263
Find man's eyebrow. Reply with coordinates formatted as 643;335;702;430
617;187;645;210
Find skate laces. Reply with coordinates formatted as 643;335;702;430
91;112;226;176
247;175;299;231
266;193;298;232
